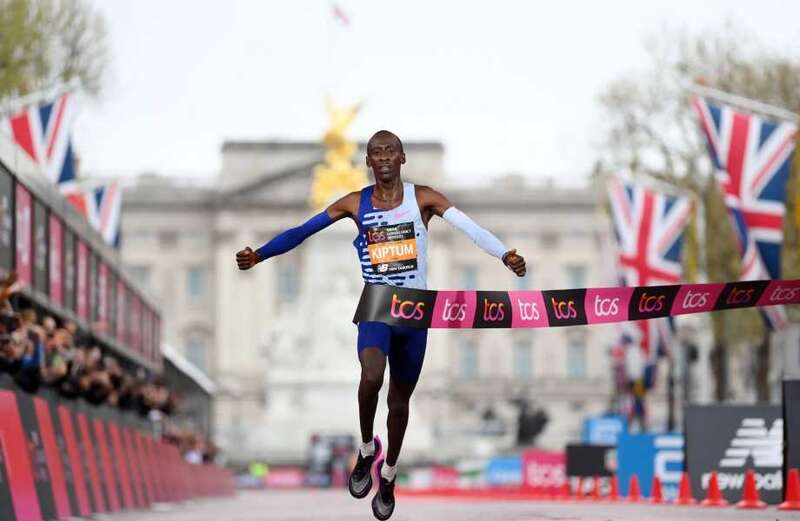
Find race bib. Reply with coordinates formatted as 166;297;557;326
366;222;418;274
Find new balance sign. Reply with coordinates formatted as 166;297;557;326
686;405;782;504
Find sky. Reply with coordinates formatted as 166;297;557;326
76;0;800;186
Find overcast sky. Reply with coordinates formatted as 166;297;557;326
76;1;800;186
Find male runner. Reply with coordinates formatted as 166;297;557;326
236;130;526;520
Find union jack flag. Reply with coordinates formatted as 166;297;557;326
1;94;76;186
607;174;692;361
692;95;797;328
66;181;122;247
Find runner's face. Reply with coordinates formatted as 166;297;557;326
367;137;404;183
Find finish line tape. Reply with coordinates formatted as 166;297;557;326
352;279;800;329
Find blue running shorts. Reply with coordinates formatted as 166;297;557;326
357;321;428;384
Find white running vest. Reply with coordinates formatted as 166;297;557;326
353;182;428;289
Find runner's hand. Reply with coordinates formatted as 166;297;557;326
236;247;259;270
502;249;526;277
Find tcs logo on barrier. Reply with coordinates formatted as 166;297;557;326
474;291;512;328
714;281;769;311
681;290;709;309
628;286;679;321
517;300;540;321
442;299;468;321
594;296;619;317
542;289;587;326
639;292;666;313
768;285;800;303
390;293;426;321
551;298;577;320
483;299;506;321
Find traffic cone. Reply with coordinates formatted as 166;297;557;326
575;477;584;500
627;474;641;503
779;469;800;511
559;482;571;501
650;476;663;504
736;469;767;509
591;476;601;501
674;472;696;505
700;471;729;507
607;475;619;502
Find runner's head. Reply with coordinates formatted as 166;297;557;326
366;130;405;183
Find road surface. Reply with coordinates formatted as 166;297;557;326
105;489;799;521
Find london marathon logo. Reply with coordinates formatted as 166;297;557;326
474;291;512;328
714;281;769;311
542;289;587;326
628;285;680;320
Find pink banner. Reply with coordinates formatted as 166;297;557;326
116;280;126;344
76;240;89;321
98;261;108;330
48;214;63;305
264;468;305;488
154;315;161;368
14;183;32;286
130;293;141;354
522;450;566;492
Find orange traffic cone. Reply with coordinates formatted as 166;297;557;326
779;469;800;511
650;476;663;504
700;471;729;507
575;477;584;500
608;475;619;502
559;481;571;501
736;469;766;509
674;472;696;505
627;474;641;503
591;476;601;501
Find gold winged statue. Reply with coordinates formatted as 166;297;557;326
309;99;369;210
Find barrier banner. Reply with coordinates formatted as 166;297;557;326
582;415;627;445
76;412;105;512
31;396;71;519
522;450;566;493
48;214;63;306
56;404;91;517
122;428;145;507
565;444;615;478
107;421;135;509
353;279;800;329
15;392;59;520
686;405;782;504
0;168;14;273
783;379;800;499
0;389;42;521
15;183;32;286
617;433;683;500
135;432;156;504
92;417;121;511
32;199;48;296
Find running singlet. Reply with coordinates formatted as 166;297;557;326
353;182;428;289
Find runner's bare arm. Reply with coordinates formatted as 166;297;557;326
416;185;526;277
235;192;360;270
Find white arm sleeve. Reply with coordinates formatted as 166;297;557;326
442;207;508;260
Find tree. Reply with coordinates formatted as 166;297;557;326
0;0;108;104
597;24;800;402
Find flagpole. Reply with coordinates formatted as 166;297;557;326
685;81;799;123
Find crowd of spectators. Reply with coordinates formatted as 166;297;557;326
0;271;216;463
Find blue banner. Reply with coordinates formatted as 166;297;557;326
581;415;627;445
616;433;683;500
486;456;522;486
